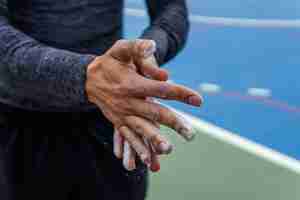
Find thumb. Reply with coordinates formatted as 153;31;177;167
136;55;169;81
107;39;135;63
107;39;168;81
132;39;169;81
107;39;154;64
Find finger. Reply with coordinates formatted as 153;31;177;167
128;99;195;141
136;56;169;81
125;116;173;154
150;142;161;172
132;40;168;81
113;129;124;159
146;97;162;128
133;39;157;59
123;141;136;171
119;126;151;165
152;120;160;129
108;39;156;64
133;77;203;107
107;40;135;63
143;138;161;172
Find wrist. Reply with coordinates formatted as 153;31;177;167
85;56;103;104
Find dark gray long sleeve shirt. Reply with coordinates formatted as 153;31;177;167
0;0;189;112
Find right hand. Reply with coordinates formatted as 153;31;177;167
114;128;161;172
85;39;202;163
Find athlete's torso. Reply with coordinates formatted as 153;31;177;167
7;0;124;54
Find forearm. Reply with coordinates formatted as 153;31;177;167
142;0;190;65
0;15;96;108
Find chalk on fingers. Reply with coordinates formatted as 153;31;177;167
113;129;124;159
123;141;136;171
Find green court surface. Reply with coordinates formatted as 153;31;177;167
147;113;300;200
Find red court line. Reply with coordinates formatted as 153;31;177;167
209;91;300;115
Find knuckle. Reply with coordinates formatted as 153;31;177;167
125;116;139;128
165;107;177;124
124;116;134;125
157;83;171;98
122;100;134;114
116;99;131;114
119;107;130;117
135;123;144;135
118;126;128;137
149;134;160;145
121;80;135;94
126;117;144;134
120;127;135;142
150;105;161;122
127;83;146;96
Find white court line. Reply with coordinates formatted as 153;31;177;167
126;8;300;28
158;100;300;174
247;88;272;98
179;111;300;174
198;83;222;94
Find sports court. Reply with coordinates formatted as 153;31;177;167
125;0;300;199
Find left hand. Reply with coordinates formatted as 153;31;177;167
114;46;163;172
114;111;161;172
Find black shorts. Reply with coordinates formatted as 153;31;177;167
0;103;148;200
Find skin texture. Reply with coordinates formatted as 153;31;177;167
115;43;195;172
119;52;165;172
86;39;203;171
114;110;162;172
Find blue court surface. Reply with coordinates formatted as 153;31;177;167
124;1;300;199
125;0;300;161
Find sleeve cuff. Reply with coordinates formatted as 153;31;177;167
36;47;97;107
70;54;97;105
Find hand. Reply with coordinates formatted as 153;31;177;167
86;39;202;164
113;40;193;172
114;128;161;172
115;97;162;172
116;50;163;172
114;99;162;172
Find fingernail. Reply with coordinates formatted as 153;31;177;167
180;127;196;142
125;157;136;171
150;163;161;172
178;124;195;141
143;40;156;58
187;95;202;106
159;142;173;154
124;160;135;171
175;113;196;142
127;160;136;171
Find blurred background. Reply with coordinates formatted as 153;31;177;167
125;0;300;199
